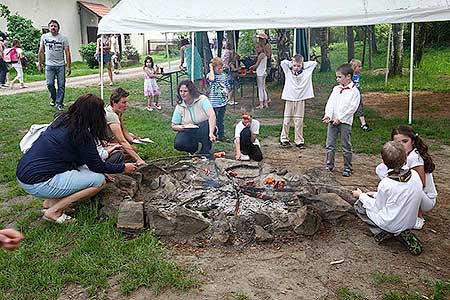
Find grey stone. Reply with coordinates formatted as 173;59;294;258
299;192;352;221
174;207;210;234
210;220;231;244
117;201;144;232
293;209;322;236
149;179;160;190
113;174;139;198
99;184;127;217
229;215;255;244
146;206;176;236
253;213;272;228
254;225;273;242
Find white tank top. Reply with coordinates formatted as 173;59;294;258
256;55;267;76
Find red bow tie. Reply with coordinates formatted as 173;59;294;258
339;86;350;94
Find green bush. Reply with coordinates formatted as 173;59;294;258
79;42;98;69
123;44;139;61
22;50;38;73
0;5;41;53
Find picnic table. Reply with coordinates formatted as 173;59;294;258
157;69;187;106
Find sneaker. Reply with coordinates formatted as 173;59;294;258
374;230;394;243
239;154;250;161
296;143;305;149
342;168;352;177
280;141;291;147
146;106;154;112
50;100;56;106
325;166;335;172
227;100;238;106
361;124;372;132
56;104;64;111
397;230;423;255
154;104;162;110
414;217;425;230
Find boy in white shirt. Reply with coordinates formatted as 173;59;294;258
279;55;317;148
352;141;425;255
323;63;360;177
234;112;262;161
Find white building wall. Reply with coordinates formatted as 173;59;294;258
0;0;116;61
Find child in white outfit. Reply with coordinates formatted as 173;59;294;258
279;55;317;148
375;125;437;229
323;63;360;177
143;56;161;111
353;141;428;255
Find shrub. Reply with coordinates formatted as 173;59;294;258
123;44;139;61
22;50;38;73
79;42;98;68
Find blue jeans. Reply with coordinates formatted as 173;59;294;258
174;120;212;157
213;105;226;140
18;168;105;199
46;65;66;105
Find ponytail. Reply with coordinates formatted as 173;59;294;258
391;125;435;173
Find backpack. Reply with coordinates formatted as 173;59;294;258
19;124;49;153
3;47;18;63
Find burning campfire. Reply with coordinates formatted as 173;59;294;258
99;157;355;245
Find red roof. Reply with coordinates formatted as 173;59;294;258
78;1;111;18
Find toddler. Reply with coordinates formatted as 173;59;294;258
143;56;161;111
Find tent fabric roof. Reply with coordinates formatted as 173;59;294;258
98;0;450;34
78;1;111;18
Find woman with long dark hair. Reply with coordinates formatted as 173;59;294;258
16;94;137;223
171;80;216;157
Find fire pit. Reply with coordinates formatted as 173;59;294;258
99;157;355;245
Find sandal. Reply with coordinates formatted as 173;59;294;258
342;168;352;177
42;213;75;224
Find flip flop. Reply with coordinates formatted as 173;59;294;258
42;213;75;224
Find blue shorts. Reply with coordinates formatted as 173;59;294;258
18;168;105;199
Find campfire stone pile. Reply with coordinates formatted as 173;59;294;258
99;158;355;245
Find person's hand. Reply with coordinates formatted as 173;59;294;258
38;64;43;73
111;144;122;151
209;63;214;70
209;133;216;142
333;119;341;125
0;228;24;251
136;159;146;166
66;67;71;76
105;174;115;182
352;188;362;199
123;163;138;173
322;116;330;123
235;151;241;160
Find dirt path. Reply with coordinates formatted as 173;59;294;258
0;60;180;96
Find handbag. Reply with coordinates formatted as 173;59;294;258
19;124;49;153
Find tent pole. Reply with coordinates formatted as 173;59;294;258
384;25;392;87
100;34;104;99
408;23;414;125
165;33;170;70
307;28;311;60
191;32;195;82
293;28;297;55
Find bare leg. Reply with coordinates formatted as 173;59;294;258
359;116;367;126
107;63;113;83
43;182;106;220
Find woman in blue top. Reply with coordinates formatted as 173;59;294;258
179;38;203;89
16;94;137;223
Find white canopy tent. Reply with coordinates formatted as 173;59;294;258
98;0;450;123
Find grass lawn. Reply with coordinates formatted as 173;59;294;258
1;44;449;299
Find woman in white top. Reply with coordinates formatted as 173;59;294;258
249;43;268;109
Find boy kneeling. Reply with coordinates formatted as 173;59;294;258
234;112;263;161
352;141;427;255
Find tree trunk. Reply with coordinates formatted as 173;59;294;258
390;23;404;76
225;31;235;50
346;26;355;62
362;27;367;66
318;27;331;72
368;26;372;68
414;23;427;67
276;29;291;84
370;25;378;54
